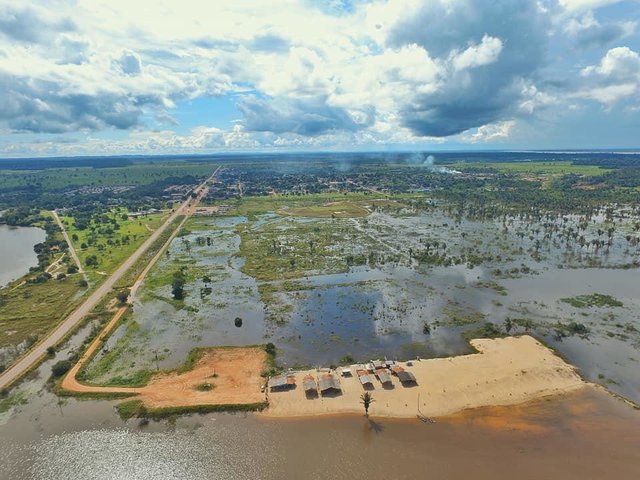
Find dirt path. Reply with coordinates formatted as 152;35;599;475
51;209;88;283
0;167;220;390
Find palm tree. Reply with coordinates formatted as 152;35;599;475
360;392;374;417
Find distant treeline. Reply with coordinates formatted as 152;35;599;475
0;157;134;170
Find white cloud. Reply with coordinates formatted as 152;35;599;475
579;47;640;106
0;0;637;154
460;120;516;143
451;35;503;72
559;0;625;12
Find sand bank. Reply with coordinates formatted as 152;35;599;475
263;336;587;418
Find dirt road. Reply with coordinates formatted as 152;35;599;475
51;209;88;283
0;167;220;390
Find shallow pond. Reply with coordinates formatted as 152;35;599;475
0;225;46;287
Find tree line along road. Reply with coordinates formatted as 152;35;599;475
0;166;220;391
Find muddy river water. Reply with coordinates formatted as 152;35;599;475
1;384;639;480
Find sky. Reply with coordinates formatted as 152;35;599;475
0;0;639;157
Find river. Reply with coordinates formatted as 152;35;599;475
0;387;638;480
0;225;46;288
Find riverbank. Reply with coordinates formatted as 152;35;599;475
263;335;587;418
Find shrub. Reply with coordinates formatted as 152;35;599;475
116;290;129;305
265;343;276;357
51;360;73;377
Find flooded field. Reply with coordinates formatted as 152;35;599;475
0;225;46;287
81;203;640;402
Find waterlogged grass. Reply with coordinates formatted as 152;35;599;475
116;399;267;420
0;391;28;413
561;293;623;308
237;216;368;281
278;201;370;218
213;192;388;218
80;318;154;387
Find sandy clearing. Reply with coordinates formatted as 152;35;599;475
62;346;268;409
138;347;267;408
263;336;587;419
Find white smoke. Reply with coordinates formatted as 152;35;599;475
408;153;460;174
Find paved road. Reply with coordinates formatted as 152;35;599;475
51;210;89;283
0;167;220;390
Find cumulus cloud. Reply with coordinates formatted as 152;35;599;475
564;11;635;48
579;46;640;106
238;95;373;135
379;0;550;137
0;0;639;154
0;5;75;44
460;120;516;143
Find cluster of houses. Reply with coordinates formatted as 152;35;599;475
267;359;418;397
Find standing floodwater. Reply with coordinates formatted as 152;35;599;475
0;225;46;287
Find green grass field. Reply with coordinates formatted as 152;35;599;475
0;276;87;348
61;208;167;275
451;161;608;176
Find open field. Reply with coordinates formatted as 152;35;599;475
449;160;609;176
60;208;168;277
278;201;370;218
0;276;86;349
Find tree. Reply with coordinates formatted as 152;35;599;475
51;360;72;377
360;392;374;417
265;343;276;357
116;290;129;305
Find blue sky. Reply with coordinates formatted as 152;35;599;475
0;0;639;157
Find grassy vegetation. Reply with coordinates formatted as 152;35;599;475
236;216;365;281
176;347;206;374
80;317;154;387
278;201;370;218
195;382;215;391
115;399;267;420
561;293;624;308
0;391;28;413
61;208;166;275
0;276;87;348
451;161;608;176
462;322;507;341
114;215;185;290
215;191;389;218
